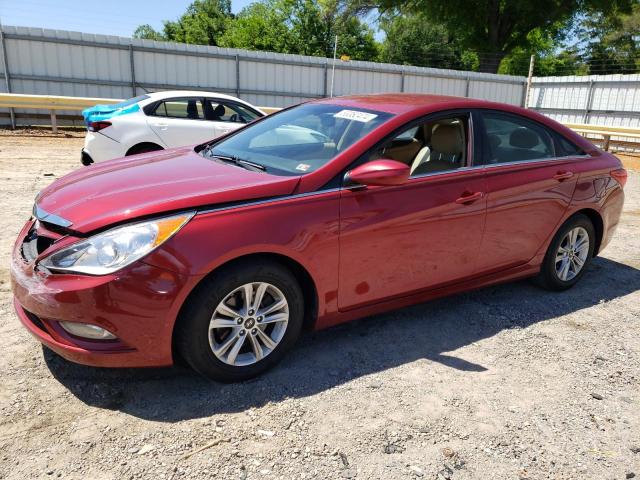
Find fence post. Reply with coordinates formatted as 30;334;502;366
583;80;595;123
323;63;328;97
0;25;15;129
129;44;136;96
465;76;471;97
50;110;57;134
523;54;535;108
400;69;405;92
235;54;240;97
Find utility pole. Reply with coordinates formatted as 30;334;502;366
524;54;535;109
329;35;338;98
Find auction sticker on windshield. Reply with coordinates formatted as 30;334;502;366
334;110;378;123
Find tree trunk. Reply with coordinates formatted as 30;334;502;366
478;53;506;74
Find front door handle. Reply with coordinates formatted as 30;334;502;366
455;191;484;204
553;171;574;181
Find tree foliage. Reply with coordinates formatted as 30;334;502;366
579;3;640;74
135;0;378;61
133;0;232;46
379;13;477;70
218;1;295;52
354;0;634;73
133;0;639;76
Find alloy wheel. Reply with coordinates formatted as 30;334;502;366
208;282;289;366
555;226;589;281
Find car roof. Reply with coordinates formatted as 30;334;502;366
314;93;518;115
144;90;260;108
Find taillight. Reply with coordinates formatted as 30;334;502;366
88;121;112;132
611;168;628;188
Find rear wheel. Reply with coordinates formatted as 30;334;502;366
126;142;163;156
535;214;595;291
176;260;304;382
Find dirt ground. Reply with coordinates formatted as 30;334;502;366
0;132;639;480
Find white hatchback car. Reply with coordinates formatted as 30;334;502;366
81;90;265;164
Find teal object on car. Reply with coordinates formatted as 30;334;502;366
82;94;150;126
82;102;140;125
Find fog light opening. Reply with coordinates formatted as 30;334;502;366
59;321;117;340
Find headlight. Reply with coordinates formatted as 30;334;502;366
40;212;194;275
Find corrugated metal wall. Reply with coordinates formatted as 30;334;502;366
0;25;527;126
529;74;640;126
529;74;640;149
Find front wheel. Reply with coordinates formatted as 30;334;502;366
176;260;304;382
535;214;595;291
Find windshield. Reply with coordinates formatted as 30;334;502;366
203;103;393;175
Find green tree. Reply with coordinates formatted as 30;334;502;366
353;0;634;73
379;13;476;70
220;0;379;61
133;24;165;41
289;0;379;60
219;1;296;52
498;26;587;76
134;0;233;46
580;3;640;74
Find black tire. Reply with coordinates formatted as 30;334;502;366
535;214;596;291
175;260;304;382
126;143;163;156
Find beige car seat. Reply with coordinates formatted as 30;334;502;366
410;123;465;175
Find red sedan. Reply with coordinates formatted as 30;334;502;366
11;94;626;381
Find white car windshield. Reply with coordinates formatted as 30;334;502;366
203;104;393;175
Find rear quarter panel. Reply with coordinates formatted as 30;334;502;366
568;152;625;253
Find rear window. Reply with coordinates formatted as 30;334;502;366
110;94;149;109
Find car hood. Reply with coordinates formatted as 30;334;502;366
35;147;300;233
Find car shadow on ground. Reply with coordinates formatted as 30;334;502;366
44;256;640;421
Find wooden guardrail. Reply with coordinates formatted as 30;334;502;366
0;93;280;132
564;123;640;152
0;93;124;133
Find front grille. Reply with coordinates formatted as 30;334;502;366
21;225;56;263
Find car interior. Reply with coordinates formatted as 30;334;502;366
484;115;554;164
371;117;468;176
203;101;226;121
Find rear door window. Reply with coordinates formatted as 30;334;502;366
482;112;554;164
150;98;204;119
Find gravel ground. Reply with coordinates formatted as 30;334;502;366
0;132;639;480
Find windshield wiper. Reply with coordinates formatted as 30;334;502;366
207;152;266;172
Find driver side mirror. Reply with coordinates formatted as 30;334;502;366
346;159;410;187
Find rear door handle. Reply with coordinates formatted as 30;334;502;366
153;123;168;129
553;171;574;181
455;191;484;204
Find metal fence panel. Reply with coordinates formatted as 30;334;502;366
529;74;640;126
1;24;531;126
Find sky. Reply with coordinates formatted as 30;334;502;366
0;0;382;40
0;0;256;37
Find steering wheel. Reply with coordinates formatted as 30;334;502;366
229;113;239;123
